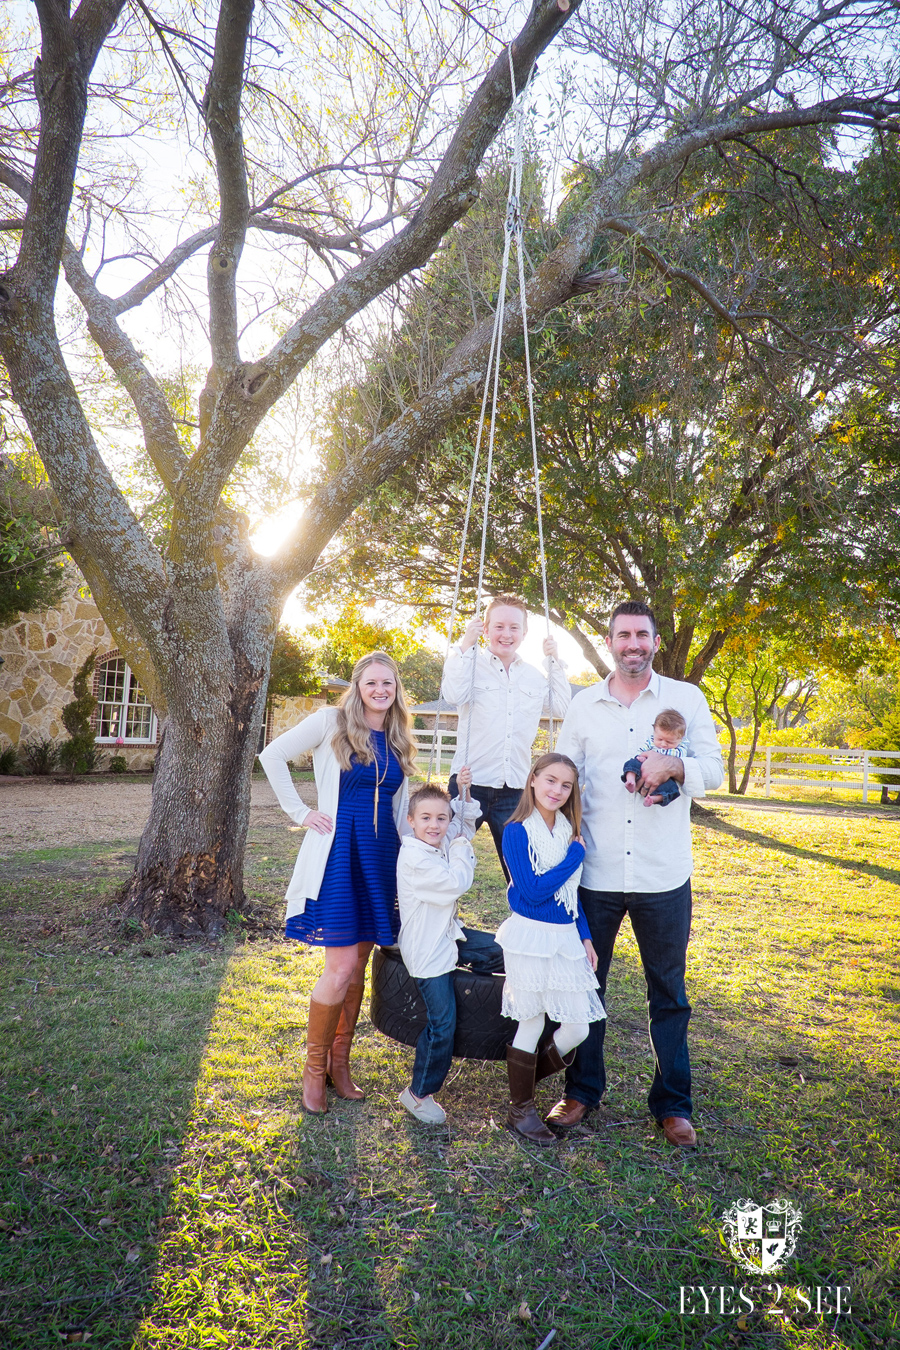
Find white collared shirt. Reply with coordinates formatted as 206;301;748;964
441;645;571;788
397;813;477;978
556;670;724;893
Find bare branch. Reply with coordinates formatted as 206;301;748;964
181;0;582;526
112;225;217;316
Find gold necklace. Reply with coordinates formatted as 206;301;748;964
372;732;390;836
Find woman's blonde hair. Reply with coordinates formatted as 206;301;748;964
331;651;418;776
506;753;582;834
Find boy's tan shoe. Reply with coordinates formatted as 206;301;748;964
399;1087;446;1125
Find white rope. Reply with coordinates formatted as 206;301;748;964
514;197;557;749
427;45;558;778
426;169;516;782
504;44;557;750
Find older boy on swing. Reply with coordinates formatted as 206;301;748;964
442;593;571;876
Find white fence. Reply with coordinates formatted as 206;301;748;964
413;728;458;774
731;745;900;802
413;731;900;803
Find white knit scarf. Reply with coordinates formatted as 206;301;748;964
522;809;582;919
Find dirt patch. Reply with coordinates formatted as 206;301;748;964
0;775;317;855
704;793;898;820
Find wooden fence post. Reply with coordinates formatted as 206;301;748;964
764;747;772;798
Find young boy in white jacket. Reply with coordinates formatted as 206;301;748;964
397;776;504;1125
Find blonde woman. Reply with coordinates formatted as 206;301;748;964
260;652;417;1115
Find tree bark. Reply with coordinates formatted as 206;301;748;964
118;614;272;936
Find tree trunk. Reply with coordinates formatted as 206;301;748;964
119;648;268;937
737;718;763;795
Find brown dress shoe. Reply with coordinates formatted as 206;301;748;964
326;980;366;1100
302;999;343;1115
505;1046;556;1145
661;1116;697;1147
545;1097;593;1129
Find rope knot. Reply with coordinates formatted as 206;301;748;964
505;195;523;237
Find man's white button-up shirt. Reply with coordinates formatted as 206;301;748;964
441;645;572;789
556;670;723;894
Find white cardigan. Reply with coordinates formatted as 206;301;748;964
259;706;410;919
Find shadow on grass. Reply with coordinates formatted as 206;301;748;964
0;840;236;1350
699;809;900;888
4;822;899;1349
251;914;898;1350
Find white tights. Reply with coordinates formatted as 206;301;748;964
511;1014;589;1057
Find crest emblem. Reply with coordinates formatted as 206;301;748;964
721;1199;802;1275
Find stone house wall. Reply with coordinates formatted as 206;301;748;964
1;571;327;773
0;572;157;769
264;695;327;767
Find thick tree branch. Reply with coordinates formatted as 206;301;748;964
61;242;188;493
0;157;188;494
202;0;253;373
112;224;217;316
14;0;126;296
183;0;581;520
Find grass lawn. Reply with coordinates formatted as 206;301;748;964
1;801;899;1349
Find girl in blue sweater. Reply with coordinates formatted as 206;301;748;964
498;753;605;1144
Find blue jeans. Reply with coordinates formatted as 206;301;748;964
565;881;693;1121
448;776;522;880
410;927;504;1097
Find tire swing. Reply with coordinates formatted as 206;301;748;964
370;50;558;1062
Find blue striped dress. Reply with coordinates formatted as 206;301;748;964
286;729;404;947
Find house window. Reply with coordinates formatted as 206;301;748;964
95;657;157;743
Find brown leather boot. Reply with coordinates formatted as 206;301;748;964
326;981;366;1100
535;1038;575;1084
506;1046;556;1145
302;999;343;1115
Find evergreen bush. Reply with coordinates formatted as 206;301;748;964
59;650;101;774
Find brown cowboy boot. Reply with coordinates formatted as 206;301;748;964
535;1038;575;1084
506;1046;556;1145
326;980;366;1100
302;999;343;1115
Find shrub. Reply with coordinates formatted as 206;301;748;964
109;755;127;774
20;736;60;775
0;743;19;775
60;740;107;774
60;649;99;773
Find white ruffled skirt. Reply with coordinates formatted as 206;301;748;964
496;914;606;1025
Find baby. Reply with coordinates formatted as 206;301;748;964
622;708;688;808
396;774;503;1125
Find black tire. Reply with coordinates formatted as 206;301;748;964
370;945;516;1061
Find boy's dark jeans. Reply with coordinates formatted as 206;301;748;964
448;775;522;880
563;881;693;1121
410;927;504;1098
621;758;680;806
